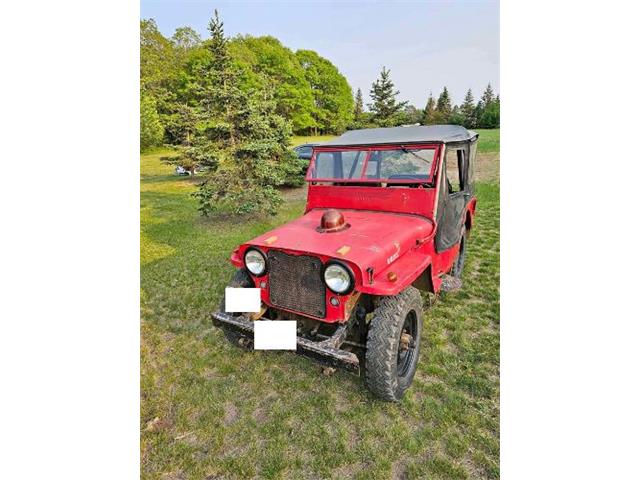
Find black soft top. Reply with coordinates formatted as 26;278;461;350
320;125;478;147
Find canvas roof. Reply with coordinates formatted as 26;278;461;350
320;125;478;147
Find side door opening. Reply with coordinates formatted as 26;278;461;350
435;143;469;252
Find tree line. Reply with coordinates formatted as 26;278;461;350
141;18;499;152
354;66;499;130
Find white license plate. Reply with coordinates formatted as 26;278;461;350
254;321;297;350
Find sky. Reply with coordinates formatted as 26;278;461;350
140;0;499;107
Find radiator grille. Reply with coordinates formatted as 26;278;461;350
268;250;326;318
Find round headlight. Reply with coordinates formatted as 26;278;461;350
244;249;266;276
324;263;353;294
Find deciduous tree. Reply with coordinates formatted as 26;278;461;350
140;93;164;151
229;36;316;132
140;19;179;113
171;27;201;51
296;49;353;134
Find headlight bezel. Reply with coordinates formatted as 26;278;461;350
244;247;267;276
323;260;355;295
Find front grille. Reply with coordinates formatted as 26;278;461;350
268;250;326;318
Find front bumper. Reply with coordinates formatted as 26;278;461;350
211;311;360;374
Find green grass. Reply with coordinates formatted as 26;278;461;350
475;129;500;153
141;143;499;479
291;135;336;146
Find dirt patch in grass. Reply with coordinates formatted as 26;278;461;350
223;402;238;426
475;152;500;183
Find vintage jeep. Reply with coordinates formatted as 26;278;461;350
212;125;478;401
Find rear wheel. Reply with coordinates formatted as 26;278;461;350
219;269;254;348
365;287;423;401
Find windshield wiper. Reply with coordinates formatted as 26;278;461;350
400;146;432;165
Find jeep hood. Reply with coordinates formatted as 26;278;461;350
244;209;434;281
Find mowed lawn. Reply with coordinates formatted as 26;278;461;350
141;130;499;479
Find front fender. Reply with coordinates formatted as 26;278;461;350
357;252;432;296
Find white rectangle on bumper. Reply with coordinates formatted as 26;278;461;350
254;321;297;350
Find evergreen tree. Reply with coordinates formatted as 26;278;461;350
449;105;465;126
169;10;301;215
460;88;476;128
475;84;499;128
435;86;452;121
163;103;199;145
480;83;495;109
368;67;408;127
354;88;364;121
422;92;437;125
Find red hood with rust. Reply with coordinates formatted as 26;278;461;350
241;209;434;283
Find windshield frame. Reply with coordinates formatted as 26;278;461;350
305;143;441;184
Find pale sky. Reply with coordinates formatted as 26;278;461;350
141;0;499;107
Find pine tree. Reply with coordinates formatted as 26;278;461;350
422;92;436;125
460;88;476;128
435;86;452;121
172;10;301;215
476;84;498;128
353;88;364;121
480;83;495;109
368;67;408;127
449;105;465;126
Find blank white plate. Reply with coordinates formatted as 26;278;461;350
254;321;297;350
225;287;261;313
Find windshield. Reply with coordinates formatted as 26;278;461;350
308;147;437;182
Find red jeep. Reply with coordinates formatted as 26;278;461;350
212;125;478;401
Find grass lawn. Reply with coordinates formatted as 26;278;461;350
475;129;499;153
291;135;336;146
141;133;499;479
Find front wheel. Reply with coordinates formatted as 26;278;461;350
365;287;424;401
218;268;254;348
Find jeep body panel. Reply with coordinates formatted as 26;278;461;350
227;125;478;324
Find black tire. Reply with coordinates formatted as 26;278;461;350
451;230;467;278
218;268;254;348
365;286;424;401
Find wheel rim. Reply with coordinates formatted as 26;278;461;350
397;311;418;377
